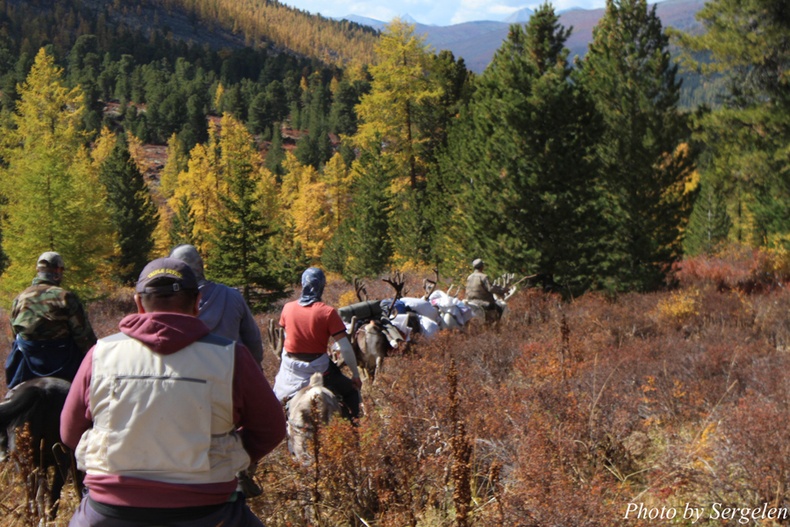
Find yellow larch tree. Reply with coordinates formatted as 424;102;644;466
354;19;442;192
91;126;118;169
0;48;114;301
169;122;224;254
279;152;332;263
322;152;354;231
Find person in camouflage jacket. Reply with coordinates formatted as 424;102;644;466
5;251;97;389
465;258;507;318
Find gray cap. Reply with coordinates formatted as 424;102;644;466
136;257;199;294
37;251;65;270
169;244;205;279
472;258;484;270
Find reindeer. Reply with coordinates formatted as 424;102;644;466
423;268;474;330
344;272;411;383
285;372;341;461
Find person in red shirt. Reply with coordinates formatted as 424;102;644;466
273;267;362;419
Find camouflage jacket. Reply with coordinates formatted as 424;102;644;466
10;277;97;354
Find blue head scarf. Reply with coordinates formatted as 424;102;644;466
298;267;326;306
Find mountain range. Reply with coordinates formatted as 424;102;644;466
342;0;706;73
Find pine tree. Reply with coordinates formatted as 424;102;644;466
206;114;284;309
676;0;790;247
343;144;395;278
581;0;696;291
0;48;113;301
169;195;196;247
437;6;610;293
265;125;286;180
99;135;159;284
328;77;365;136
684;176;731;256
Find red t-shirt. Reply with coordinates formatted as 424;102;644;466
279;301;347;355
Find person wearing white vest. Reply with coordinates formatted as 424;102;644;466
60;258;286;527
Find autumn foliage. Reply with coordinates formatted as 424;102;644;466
2;251;790;525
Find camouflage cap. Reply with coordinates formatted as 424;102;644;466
37;251;65;270
136;257;198;294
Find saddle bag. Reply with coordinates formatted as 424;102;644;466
338;300;382;324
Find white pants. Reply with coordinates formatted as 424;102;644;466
273;353;330;402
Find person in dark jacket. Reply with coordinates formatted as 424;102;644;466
169;244;264;364
5;251;96;389
60;257;286;527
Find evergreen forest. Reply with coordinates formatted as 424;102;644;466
0;0;787;307
1;1;790;526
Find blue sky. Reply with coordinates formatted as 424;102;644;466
278;0;608;26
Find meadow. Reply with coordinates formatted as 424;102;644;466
2;248;790;526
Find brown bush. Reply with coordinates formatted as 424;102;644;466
3;270;790;526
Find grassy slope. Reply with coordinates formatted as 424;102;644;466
1;252;789;525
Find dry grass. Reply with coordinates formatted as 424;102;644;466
2;257;790;526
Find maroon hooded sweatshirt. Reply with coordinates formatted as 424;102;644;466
60;312;286;508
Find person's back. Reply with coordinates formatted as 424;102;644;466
464;258;505;319
60;258;285;526
274;268;362;420
6;252;96;389
465;269;496;304
169;245;264;364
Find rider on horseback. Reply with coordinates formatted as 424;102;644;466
5;252;97;389
273;267;362;420
60;258;285;526
465;258;508;321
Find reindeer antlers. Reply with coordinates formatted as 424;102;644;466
382;270;407;300
354;277;368;302
266;318;284;359
422;268;439;299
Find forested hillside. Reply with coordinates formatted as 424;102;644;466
0;0;786;310
0;1;788;525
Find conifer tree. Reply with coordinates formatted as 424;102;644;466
580;0;695;290
0;48;113;300
328;77;365;136
159;133;189;199
265;125;286;180
278;152;332;263
354;19;442;191
99;135;159;284
169;195;197;247
676;0;790;247
202;114;284;309
169;124;225;252
684;176;731;256
342;144;395;278
322;152;354;231
438;5;610;293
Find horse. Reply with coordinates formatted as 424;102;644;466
0;376;82;520
286;372;341;461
